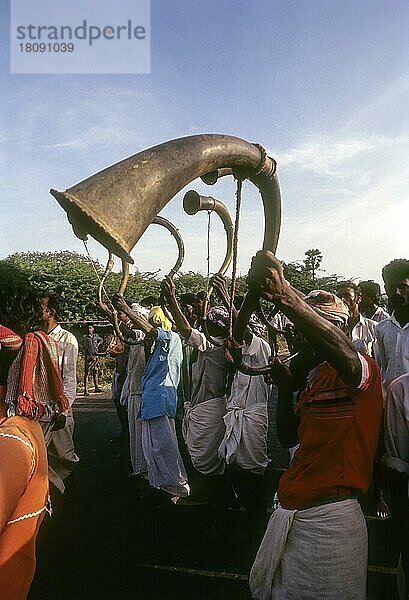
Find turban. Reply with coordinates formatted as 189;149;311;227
207;306;229;331
304;290;349;325
148;306;172;331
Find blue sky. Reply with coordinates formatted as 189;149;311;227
1;0;408;287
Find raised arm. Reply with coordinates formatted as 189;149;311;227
160;276;192;339
210;274;234;312
99;300;137;340
211;273;257;345
247;251;362;388
113;295;156;338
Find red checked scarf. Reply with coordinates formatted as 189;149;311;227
1;326;69;419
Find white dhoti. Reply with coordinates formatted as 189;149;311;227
142;415;190;497
218;402;268;475
249;498;367;600
127;393;147;475
46;409;80;493
182;397;227;475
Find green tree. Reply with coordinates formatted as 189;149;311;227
303;248;323;282
174;272;208;296
5;251;102;321
2;250;348;325
283;253;345;295
3;252;211;321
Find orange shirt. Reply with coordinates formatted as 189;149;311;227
0;403;49;600
278;355;383;510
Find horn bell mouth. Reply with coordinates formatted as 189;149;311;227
183;190;201;215
50;188;134;265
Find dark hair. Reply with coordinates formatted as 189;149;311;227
0;261;41;335
336;281;360;295
140;296;157;307
382;259;409;285
39;292;64;321
358;280;381;302
179;293;196;306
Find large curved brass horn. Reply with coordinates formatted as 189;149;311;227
50;134;281;374
183;190;233;346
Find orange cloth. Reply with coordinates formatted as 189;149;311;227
278;354;383;510
0;410;49;600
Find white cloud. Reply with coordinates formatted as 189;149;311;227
271;131;409;281
272;133;399;178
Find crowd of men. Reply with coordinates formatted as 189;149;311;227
0;254;408;600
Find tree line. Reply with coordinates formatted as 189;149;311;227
2;249;347;324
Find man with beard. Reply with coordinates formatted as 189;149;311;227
375;259;409;597
375;259;409;398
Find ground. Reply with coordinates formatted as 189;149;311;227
28;389;401;600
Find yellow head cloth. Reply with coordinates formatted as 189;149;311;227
148;306;172;331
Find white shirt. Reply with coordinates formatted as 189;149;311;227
271;312;292;331
383;373;409;476
228;334;272;410
187;328;230;406
351;314;377;357
48;324;78;410
375;315;409;397
369;306;390;323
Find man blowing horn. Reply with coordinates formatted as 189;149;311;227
247;251;383;600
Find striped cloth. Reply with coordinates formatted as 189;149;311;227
3;330;69;419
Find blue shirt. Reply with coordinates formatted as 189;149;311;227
140;328;182;420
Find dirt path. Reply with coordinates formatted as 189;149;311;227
28;389;399;599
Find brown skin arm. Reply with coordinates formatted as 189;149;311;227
211;274;254;345
247;251;362;388
160;277;192;339
99;301;112;320
112;295;157;338
99;301;137;340
211;274;236;316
